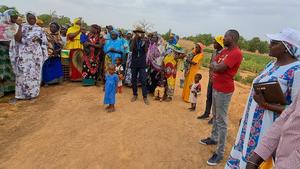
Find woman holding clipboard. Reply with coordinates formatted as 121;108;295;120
226;28;300;169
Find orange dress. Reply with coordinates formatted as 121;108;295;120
182;53;204;102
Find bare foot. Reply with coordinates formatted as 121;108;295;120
107;107;115;113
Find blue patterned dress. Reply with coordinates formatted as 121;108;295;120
226;61;300;169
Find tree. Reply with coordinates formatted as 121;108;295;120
198;34;213;46
133;19;154;33
238;36;249;51
57;16;71;26
0;5;20;15
0;5;9;13
161;29;172;41
38;14;52;26
184;34;213;46
257;41;269;54
248;37;261;52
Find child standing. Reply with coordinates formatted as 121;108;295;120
189;73;202;111
104;64;119;112
115;58;124;93
154;72;166;102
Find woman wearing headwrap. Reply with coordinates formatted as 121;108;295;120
9;12;48;100
163;44;185;102
42;22;64;85
226;28;300;169
0;9;19;97
182;43;204;102
81;24;102;86
146;33;164;93
103;29;123;70
66;17;83;81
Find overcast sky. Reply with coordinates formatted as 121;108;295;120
2;0;300;40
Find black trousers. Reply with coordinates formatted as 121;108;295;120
131;67;148;98
204;81;213;116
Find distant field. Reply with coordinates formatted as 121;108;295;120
178;39;273;85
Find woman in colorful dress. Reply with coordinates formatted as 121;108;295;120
0;9;19;98
82;24;102;86
182;43;204;102
226;28;300;169
163;44;185;101
42;22;63;85
66;18;83;81
146;33;164;93
9;12;48;100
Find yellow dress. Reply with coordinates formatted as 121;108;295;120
66;18;83;50
182;53;204;102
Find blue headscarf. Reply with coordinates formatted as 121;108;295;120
104;31;124;64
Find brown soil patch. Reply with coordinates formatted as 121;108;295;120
0;68;250;169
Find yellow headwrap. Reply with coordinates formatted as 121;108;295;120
66;17;83;50
66;17;81;36
215;35;224;48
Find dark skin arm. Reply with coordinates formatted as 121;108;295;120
188;59;197;65
109;48;123;55
67;29;81;40
210;61;228;73
246;152;264;169
253;91;285;114
14;20;23;42
85;42;102;49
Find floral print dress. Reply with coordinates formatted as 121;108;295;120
9;23;48;99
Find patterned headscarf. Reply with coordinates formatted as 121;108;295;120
282;41;300;60
2;9;18;24
25;11;36;19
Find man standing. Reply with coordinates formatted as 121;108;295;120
197;36;224;124
130;27;149;105
199;30;243;166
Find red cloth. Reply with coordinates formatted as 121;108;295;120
212;47;242;93
70;49;83;81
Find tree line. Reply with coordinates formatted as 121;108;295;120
1;5;86;28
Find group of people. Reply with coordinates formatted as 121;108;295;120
0;9;205;109
197;28;300;169
1;9;300;169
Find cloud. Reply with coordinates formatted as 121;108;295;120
2;0;300;39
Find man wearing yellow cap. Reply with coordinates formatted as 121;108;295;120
197;36;224;122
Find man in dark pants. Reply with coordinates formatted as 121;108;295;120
130;27;149;105
197;36;224;124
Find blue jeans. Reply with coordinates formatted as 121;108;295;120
131;68;148;98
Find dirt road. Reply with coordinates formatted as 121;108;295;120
0;69;251;169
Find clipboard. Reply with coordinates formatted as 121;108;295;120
253;81;287;105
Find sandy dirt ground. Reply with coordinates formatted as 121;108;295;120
0;67;251;169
